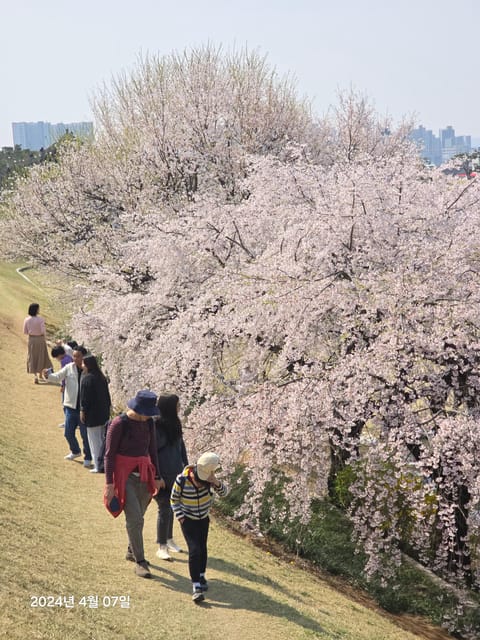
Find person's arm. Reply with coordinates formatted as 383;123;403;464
181;438;188;466
104;416;124;485
170;476;186;522
148;420;165;489
206;472;229;497
106;384;112;412
43;365;67;384
23;317;29;335
80;376;93;414
103;415;127;502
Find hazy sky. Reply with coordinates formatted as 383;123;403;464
1;0;479;147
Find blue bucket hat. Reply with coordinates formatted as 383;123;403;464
127;390;160;416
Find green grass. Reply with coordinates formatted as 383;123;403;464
0;262;452;640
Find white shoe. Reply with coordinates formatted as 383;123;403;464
89;468;99;473
83;459;93;468
58;423;65;428
167;538;182;553
64;452;81;460
156;545;171;560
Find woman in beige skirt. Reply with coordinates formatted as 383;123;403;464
23;303;53;383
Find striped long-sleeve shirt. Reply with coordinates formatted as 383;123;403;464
170;466;228;521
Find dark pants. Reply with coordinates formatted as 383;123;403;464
153;484;174;544
180;516;210;583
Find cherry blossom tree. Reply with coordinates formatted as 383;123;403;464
2;46;480;610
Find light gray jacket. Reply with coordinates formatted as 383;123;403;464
47;362;82;410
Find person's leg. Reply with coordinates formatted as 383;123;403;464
166;507;174;540
156;489;171;544
63;407;81;455
79;419;92;463
181;518;203;583
154;489;171;559
87;425;104;471
123;475;152;565
181;518;208;602
166;510;183;551
198;517;210;577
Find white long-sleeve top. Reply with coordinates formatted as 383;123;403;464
46;362;82;409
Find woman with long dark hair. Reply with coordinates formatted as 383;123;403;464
23;303;53;383
153;394;188;560
80;354;111;473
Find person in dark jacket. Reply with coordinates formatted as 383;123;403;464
153;394;188;561
80;354;111;473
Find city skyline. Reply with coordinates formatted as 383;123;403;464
411;125;474;166
0;1;479;148
6;120;479;156
11;121;93;151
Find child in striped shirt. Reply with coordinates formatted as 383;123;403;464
170;452;228;603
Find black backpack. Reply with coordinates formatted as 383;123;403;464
97;413;129;473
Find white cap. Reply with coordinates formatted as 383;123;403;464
196;452;220;481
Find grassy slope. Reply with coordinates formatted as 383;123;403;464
0;263;451;640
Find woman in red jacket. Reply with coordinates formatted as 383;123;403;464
104;390;165;579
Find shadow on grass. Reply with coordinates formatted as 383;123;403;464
148;559;327;636
209;556;301;600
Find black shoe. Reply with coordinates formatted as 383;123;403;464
199;577;208;592
192;587;205;603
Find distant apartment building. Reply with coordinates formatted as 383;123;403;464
12;121;93;151
411;125;472;166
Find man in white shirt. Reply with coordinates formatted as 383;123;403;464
43;346;92;466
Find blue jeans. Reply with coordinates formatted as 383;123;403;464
64;407;92;459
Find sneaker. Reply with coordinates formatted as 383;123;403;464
156;545;171;561
126;548;150;565
58;423;65;428
83;459;93;468
192;587;205;603
89;468;99;473
167;538;182;553
64;452;81;460
199;576;208;592
135;561;151;579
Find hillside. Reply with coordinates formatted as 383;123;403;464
0;263;452;640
